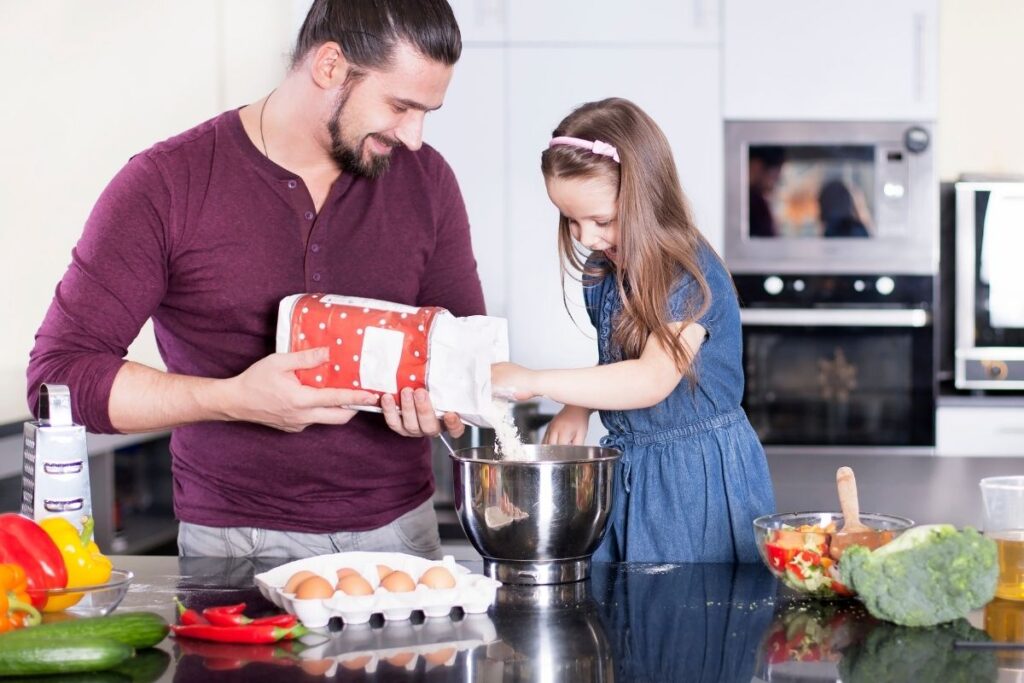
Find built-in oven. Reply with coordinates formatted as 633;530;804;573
737;275;936;452
955;181;1024;389
724;120;939;451
724;121;938;276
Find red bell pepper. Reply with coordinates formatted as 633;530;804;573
0;514;67;590
764;542;796;572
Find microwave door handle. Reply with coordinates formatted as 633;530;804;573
740;308;931;328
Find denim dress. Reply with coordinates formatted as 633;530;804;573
586;245;775;563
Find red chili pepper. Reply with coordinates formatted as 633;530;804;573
171;622;307;644
200;602;296;628
0;514;67;593
204;602;246;616
176;638;300;669
175;597;208;625
251;614;298;627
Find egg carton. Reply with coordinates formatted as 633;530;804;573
255;551;501;628
291;612;498;675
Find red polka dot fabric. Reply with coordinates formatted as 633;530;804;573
282;294;442;402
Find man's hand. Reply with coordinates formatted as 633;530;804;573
219;347;380;432
380;388;465;439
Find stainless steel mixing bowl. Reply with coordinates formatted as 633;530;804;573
450;445;622;585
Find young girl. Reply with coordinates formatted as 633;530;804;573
492;97;775;563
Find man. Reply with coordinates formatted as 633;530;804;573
26;0;483;559
748;145;785;238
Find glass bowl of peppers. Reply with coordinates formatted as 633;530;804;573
752;511;913;598
41;568;134;618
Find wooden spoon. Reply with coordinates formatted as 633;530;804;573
829;466;888;560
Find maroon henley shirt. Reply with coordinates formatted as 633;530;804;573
27;109;485;533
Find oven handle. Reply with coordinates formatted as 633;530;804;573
740;308;931;328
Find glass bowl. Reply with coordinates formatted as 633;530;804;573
41;568;134;617
752;512;914;598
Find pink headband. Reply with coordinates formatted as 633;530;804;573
548;136;620;163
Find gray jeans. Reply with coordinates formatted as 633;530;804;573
178;498;442;560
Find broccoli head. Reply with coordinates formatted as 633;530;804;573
838;618;995;683
839;524;997;627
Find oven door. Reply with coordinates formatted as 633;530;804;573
742;308;935;449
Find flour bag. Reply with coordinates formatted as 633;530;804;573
276;294;508;427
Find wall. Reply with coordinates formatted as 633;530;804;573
938;0;1024;180
2;1;1022;427
0;1;297;425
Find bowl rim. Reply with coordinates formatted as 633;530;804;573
752;511;915;530
42;568;134;596
450;444;622;464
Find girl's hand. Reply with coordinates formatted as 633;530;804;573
491;362;539;401
543;405;593;445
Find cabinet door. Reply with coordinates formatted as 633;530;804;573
507;0;718;44
723;0;938;121
506;47;721;371
447;0;506;43
425;47;507;316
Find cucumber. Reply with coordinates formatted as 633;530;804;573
1;612;169;649
0;637;132;676
0;672;131;683
109;647;171;683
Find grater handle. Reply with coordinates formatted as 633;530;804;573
38;384;73;427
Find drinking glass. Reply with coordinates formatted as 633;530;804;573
981;476;1024;601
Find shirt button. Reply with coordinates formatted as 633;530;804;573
312;272;321;282
287;180;298;189
304;211;314;220
311;243;320;253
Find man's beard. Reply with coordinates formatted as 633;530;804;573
327;90;401;180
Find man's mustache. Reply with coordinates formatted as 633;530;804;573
369;133;402;149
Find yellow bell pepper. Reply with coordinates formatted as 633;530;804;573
38;517;113;612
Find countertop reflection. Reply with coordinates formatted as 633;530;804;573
103;555;1009;682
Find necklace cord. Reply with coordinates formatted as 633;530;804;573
259;89;275;159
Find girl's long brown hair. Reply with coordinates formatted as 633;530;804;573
541;98;714;381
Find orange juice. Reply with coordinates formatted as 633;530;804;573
986;598;1024;642
991;530;1024;601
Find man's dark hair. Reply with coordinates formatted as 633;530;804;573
292;0;462;70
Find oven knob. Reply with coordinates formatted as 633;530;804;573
763;276;784;295
793;279;806;293
904;126;930;154
875;276;895;295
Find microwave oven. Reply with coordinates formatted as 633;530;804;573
955;181;1024;389
724;121;938;276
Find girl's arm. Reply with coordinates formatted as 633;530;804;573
493;322;706;411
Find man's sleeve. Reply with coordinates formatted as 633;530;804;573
417;156;486;317
26;154;171;433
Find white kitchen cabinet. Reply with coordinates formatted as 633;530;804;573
426;47;507;317
505;46;721;371
447;0;506;43
937;402;1024;457
507;0;719;45
723;0;938;121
